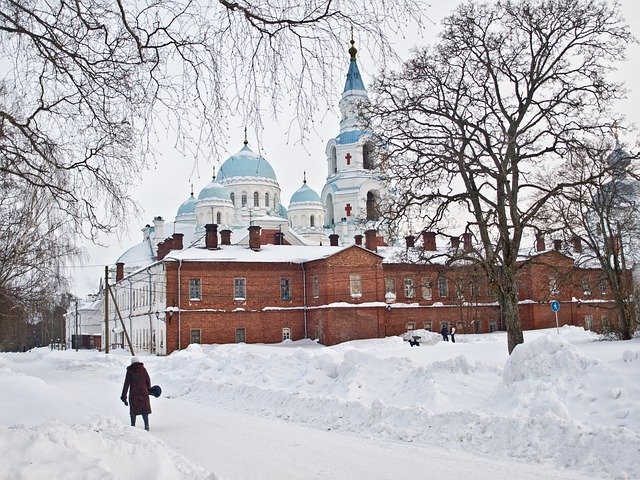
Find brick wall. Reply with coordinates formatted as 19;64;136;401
161;246;619;353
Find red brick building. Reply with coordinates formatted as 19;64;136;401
159;225;618;354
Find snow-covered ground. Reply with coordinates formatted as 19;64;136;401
0;326;638;480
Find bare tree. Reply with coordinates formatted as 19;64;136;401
539;138;639;339
0;0;428;238
369;0;633;353
0;176;79;349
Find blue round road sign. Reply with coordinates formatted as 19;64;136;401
550;300;560;312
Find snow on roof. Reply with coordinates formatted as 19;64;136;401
165;244;349;264
115;240;154;267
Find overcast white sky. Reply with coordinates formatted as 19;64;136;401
69;0;640;297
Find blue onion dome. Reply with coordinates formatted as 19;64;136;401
197;175;231;201
217;143;278;182
290;180;321;204
277;203;288;217
607;142;631;172
176;193;196;217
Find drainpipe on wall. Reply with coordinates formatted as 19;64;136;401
147;268;154;354
302;262;308;339
127;278;134;353
177;259;183;351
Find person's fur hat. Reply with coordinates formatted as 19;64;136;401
130;356;141;365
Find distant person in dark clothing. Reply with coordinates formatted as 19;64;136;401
121;356;152;431
441;323;449;342
451;325;456;343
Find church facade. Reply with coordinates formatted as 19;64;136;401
79;41;621;356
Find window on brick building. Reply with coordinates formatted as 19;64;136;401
313;275;319;299
455;283;464;301
438;276;448;297
549;275;559;295
423;322;432;331
234;278;246;299
404;278;415;298
584;315;593;331
280;278;291;301
282;327;291;340
405;322;415;331
235;328;246;343
190;329;201;344
582;277;591;295
474;320;482;334
421;278;432;300
469;281;477;298
385;277;395;295
489;321;498;332
189;278;201;300
599;276;607;295
350;274;362;297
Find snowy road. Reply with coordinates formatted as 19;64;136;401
3;347;595;480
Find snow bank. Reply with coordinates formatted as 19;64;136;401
0;417;217;480
1;327;638;480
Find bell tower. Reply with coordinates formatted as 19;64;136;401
320;35;386;245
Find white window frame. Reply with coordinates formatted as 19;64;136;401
404;278;415;299
349;274;362;298
189;278;201;300
234;277;246;300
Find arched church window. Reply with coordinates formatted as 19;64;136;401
366;191;378;221
363;142;375;170
216;212;222;224
330;146;337;174
241;193;247;207
254;192;259;207
230;193;235;206
265;192;270;207
325;194;334;226
310;215;315;227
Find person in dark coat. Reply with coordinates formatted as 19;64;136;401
121;356;152;430
441;323;449;342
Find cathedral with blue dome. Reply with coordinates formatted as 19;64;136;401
115;37;386;272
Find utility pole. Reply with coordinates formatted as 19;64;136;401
104;266;110;354
75;299;79;352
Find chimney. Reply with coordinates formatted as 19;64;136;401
248;225;261;251
422;231;436;251
553;239;562;251
450;236;460;251
157;241;169;261
116;262;124;282
364;229;378;252
572;236;582;254
405;235;415;249
142;224;152;241
172;233;184;250
153;216;164;242
354;234;363;246
274;231;285;245
329;234;340;247
205;224;218;249
220;229;232;246
462;232;472;252
610;235;621;255
536;234;545;252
